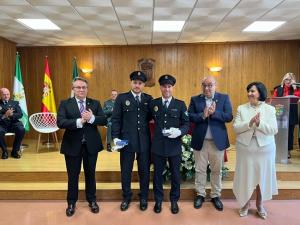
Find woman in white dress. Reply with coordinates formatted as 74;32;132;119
233;82;278;219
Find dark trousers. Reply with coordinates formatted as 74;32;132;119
0;123;25;154
64;144;98;205
153;153;181;203
120;150;150;201
288;124;295;151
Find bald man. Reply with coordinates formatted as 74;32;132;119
188;76;233;211
0;88;25;159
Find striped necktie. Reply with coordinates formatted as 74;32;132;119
79;100;85;113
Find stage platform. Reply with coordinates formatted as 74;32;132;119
0;139;300;200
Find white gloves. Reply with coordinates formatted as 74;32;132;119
167;127;181;139
111;138;127;151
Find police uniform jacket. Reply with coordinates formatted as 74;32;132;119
0;100;23;127
111;91;153;153
150;97;189;157
103;99;115;122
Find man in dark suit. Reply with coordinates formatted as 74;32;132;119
111;71;153;211
188;76;233;211
57;77;107;217
0;88;25;159
150;75;189;214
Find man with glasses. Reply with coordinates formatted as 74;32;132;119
111;71;153;211
57;77;107;217
188;76;233;211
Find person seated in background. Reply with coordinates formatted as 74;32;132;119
103;89;118;151
0;87;25;159
273;72;300;158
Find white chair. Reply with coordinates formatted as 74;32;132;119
29;112;59;152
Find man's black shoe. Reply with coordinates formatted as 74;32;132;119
106;143;112;152
120;200;130;211
11;152;21;159
194;195;205;209
139;199;148;211
1;151;8;159
211;197;223;211
154;202;162;213
171;201;179;214
66;204;76;217
88;201;99;213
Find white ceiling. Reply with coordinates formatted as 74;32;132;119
0;0;300;46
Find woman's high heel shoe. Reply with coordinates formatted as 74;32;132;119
239;202;250;217
257;207;267;219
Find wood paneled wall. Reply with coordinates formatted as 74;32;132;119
12;40;300;142
0;37;16;88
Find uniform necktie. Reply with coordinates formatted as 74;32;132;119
135;95;140;105
4;101;7;105
163;100;168;111
79;100;85;113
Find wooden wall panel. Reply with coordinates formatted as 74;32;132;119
10;40;300;142
0;37;16;89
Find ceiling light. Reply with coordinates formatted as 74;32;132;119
243;21;285;32
153;20;185;32
16;19;61;30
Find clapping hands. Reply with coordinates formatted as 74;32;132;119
204;101;216;119
249;112;260;127
81;109;93;123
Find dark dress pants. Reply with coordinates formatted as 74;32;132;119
153;153;181;203
65;144;98;205
120;150;150;201
0;123;25;154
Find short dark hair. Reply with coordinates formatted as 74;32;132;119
73;77;88;85
246;82;267;101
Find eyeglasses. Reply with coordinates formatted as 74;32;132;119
202;84;214;89
73;86;87;90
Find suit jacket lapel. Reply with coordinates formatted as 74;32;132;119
167;97;175;111
197;94;206;110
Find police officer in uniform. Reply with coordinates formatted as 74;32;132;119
103;89;118;151
111;71;153;211
0;88;25;159
150;75;189;214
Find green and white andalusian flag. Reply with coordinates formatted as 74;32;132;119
71;57;79;97
13;52;29;131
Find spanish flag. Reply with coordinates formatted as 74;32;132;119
41;57;56;113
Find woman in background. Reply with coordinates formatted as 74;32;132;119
233;82;278;219
273;72;300;158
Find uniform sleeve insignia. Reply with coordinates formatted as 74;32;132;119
154;106;158;112
125;100;130;106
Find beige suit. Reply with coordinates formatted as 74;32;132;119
233;102;278;146
233;102;278;207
